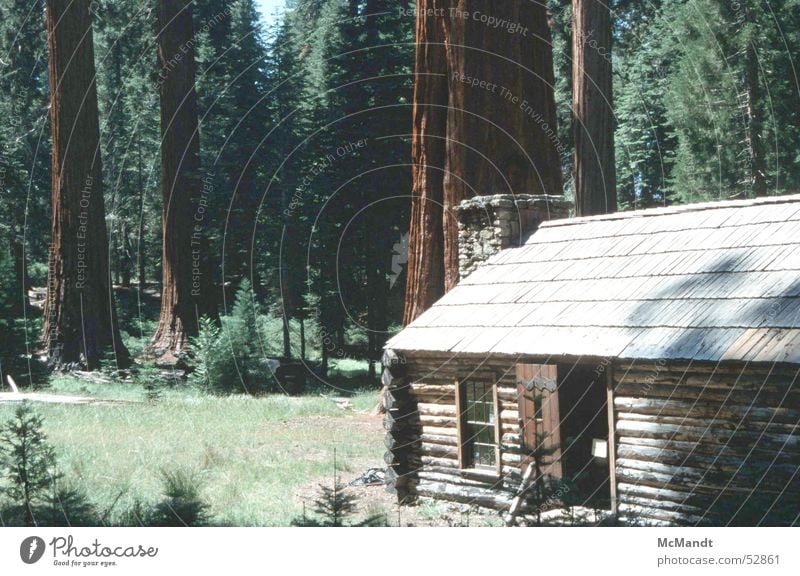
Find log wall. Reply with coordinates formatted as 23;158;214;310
383;352;525;509
612;360;800;526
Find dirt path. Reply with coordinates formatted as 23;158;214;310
0;392;133;405
292;410;506;527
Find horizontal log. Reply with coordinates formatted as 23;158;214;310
497;388;520;402
612;382;799;407
420;425;458;437
420;433;458;447
406;361;458;373
418;471;508;489
411;392;454;404
416;481;511;510
616;435;800;457
500;422;518;434
616;412;799;436
421;455;458;469
418;403;457;418
420;443;458;459
614;361;797;377
422;464;520;482
617;442;799;470
419;415;457;428
615;419;799;449
614;369;794;387
409;383;455;395
500;409;520;423
617;502;703;526
615;482;798;526
615;465;796;496
617;457;799;490
614;396;800;424
618;493;706;516
616;482;700;504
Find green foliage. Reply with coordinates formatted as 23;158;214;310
614;0;800;204
291;454;384;527
189;280;278;393
145;469;211;527
112;469;211;527
0;403;56;516
134;363;165;403
0;403;99;526
189;315;232;391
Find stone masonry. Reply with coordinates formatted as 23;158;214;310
456;194;572;280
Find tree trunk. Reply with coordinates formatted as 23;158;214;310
42;0;130;370
10;231;28;316
442;1;564;289
151;0;216;363
743;24;766;197
137;137;146;293
403;0;448;325
404;1;565;319
572;0;617;216
120;222;132;288
112;219;121;286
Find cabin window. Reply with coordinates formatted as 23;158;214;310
458;381;499;470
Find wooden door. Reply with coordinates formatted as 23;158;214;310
516;363;563;478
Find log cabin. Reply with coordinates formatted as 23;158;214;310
383;193;800;526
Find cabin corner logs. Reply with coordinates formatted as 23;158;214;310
382;349;800;526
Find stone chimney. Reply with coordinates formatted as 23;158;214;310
456;194;572;280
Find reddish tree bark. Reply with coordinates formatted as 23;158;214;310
572;0;617;216
403;0;448;325
42;0;130;370
404;1;564;320
150;0;216;363
442;1;564;289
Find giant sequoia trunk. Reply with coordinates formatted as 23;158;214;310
151;0;215;363
42;0;130;370
402;0;448;325
404;1;564;322
572;0;617;216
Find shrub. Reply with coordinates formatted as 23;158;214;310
0;403;98;526
189;280;278;394
0;243;47;389
145;469;210;527
134;363;165;403
0;403;57;525
291;454;384;527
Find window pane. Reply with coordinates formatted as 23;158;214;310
461;381;497;469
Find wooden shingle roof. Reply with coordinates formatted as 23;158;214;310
387;194;800;363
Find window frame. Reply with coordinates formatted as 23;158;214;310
455;377;502;476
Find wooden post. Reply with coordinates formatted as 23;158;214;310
492;382;502;477
606;364;618;516
454;377;466;468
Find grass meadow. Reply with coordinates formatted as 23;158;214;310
0;373;384;527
